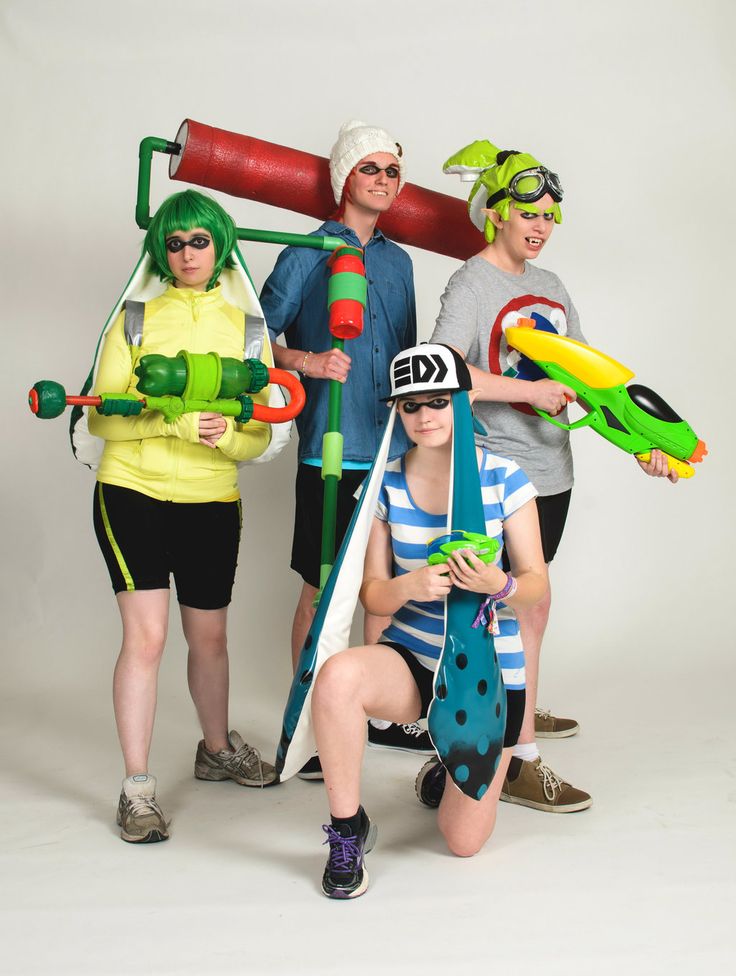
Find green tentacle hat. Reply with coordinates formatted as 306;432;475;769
444;139;563;243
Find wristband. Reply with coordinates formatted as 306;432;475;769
488;573;517;602
301;351;313;376
471;574;517;636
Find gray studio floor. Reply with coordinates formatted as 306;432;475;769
1;652;732;976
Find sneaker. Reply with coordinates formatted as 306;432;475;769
321;808;378;900
297;755;324;781
415;758;446;809
367;722;435;755
117;773;169;844
500;756;592;813
534;707;580;738
194;730;278;787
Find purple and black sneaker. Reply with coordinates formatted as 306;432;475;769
321;808;377;899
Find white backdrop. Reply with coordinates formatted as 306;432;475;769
2;1;734;972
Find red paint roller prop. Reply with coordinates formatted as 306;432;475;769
169;119;481;261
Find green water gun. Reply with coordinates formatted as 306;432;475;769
505;322;707;478
427;531;500;566
29;351;305;424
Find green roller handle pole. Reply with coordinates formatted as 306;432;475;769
318;340;345;592
316;246;367;598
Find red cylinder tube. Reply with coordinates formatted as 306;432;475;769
328;299;363;340
170;119;482;262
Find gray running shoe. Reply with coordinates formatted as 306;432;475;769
194;730;278;787
117;773;169;844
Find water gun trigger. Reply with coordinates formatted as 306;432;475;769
532;404;595;432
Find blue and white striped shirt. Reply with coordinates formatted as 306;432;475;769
377;449;537;690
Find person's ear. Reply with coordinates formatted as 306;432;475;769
481;207;504;231
468;388;481;406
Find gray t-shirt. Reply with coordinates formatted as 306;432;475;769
432;255;585;496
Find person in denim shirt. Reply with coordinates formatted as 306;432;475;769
260;121;425;763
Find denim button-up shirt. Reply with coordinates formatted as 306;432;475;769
260;221;417;464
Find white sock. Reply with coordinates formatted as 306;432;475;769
368;718;391;730
512;742;540;762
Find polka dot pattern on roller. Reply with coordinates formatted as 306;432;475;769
427;391;507;800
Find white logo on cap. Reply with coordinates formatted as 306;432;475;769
393;353;449;390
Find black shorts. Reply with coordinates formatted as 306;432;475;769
502;488;572;569
380;641;525;748
93;483;242;610
291;463;368;588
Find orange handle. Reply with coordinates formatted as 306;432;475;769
251;368;306;423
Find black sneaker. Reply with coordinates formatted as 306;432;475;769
321;809;378;900
415;758;446;808
367;722;435;755
297;755;324;781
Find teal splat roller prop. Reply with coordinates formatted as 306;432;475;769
275;385;507;800
425;390;506;798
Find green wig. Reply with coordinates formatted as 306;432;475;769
444;140;563;244
143;189;237;291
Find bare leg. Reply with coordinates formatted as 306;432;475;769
181;605;230;754
291;582;317;671
437;749;513;856
113;589;169;777
312;645;422;817
515;583;552;745
292;586;388;666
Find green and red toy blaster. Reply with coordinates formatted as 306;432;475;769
505;321;707;478
28;351;305;425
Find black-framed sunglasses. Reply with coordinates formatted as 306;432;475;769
357;163;400;179
399;397;451;414
165;234;212;253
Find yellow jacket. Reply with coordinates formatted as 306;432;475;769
88;284;272;502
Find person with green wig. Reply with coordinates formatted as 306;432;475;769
432;140;677;816
88;189;279;845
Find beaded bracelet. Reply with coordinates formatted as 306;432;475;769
301;351;313;376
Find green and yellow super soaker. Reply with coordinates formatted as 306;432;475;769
505;321;707;478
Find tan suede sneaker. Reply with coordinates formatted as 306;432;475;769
534;707;580;738
500;756;592;813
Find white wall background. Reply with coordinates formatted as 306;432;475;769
1;2;734;973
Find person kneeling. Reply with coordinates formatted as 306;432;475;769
311;344;548;898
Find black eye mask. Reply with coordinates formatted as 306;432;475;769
357;163;400;179
399;397;451;414
165;235;212;253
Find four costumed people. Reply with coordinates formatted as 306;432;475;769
44;125;680;894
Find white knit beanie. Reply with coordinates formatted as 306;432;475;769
329;119;406;204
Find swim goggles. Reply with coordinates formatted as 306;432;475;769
486;166;563;208
165;234;212;253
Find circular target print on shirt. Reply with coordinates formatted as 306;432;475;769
488;295;569;415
